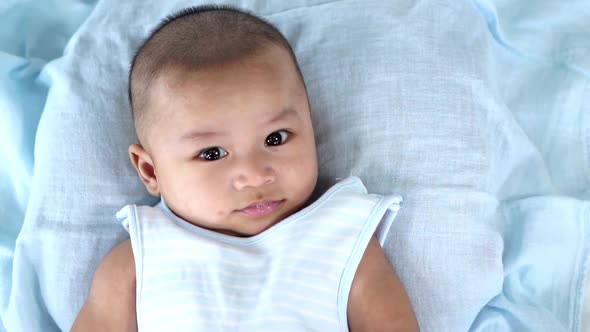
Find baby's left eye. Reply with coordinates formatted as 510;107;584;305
265;130;290;146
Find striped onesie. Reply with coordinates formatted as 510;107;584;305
117;176;401;331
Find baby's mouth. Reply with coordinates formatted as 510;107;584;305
238;200;285;218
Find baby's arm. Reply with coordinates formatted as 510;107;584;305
347;236;419;332
71;240;137;332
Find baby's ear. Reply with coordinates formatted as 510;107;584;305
128;144;160;196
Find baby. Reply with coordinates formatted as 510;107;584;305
72;5;418;332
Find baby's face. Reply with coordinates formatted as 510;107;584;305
141;45;318;237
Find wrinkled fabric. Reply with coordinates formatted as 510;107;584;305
0;0;588;331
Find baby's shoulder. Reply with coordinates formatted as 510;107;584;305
95;239;136;288
92;240;135;297
72;240;137;331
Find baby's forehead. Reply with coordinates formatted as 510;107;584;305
144;46;307;123
147;64;214;102
148;60;237;98
152;54;296;96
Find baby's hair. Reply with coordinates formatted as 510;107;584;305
128;4;305;145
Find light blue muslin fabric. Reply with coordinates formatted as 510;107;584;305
470;0;590;330
0;0;588;331
0;1;96;331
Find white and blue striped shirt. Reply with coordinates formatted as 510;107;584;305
117;176;401;332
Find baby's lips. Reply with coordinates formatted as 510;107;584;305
238;200;284;217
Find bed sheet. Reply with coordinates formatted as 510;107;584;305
0;0;588;331
0;1;97;331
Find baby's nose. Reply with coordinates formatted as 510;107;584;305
232;156;275;190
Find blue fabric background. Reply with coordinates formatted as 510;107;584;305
0;1;96;331
0;0;588;331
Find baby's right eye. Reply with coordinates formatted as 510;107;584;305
198;147;228;161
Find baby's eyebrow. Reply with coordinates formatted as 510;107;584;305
180;130;220;141
266;107;298;125
180;108;298;141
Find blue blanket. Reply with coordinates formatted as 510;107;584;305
0;2;96;331
1;0;588;331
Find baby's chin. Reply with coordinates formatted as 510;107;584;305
238;215;287;237
173;208;279;237
226;205;299;237
206;219;279;238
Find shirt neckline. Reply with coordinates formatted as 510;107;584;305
158;176;364;246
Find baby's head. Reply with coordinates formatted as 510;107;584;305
127;5;318;237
